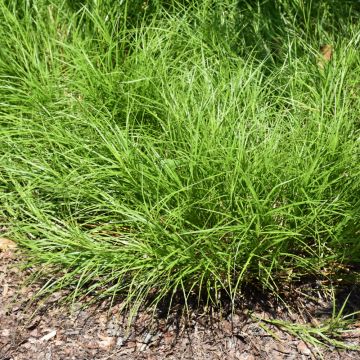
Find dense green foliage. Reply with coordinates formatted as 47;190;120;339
1;0;359;309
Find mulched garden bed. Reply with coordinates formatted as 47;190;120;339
1;247;359;360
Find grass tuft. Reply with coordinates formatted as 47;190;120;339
1;0;360;335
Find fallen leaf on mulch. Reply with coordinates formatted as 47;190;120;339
40;330;57;342
98;334;115;349
0;237;17;251
297;340;311;356
1;329;11;337
2;283;9;297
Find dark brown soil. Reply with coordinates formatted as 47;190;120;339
1;248;359;360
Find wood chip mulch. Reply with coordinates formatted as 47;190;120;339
1;248;359;360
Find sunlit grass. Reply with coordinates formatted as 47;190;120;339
0;0;359;325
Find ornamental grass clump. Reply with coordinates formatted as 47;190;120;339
0;0;359;311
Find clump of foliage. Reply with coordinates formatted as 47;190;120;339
0;0;359;312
